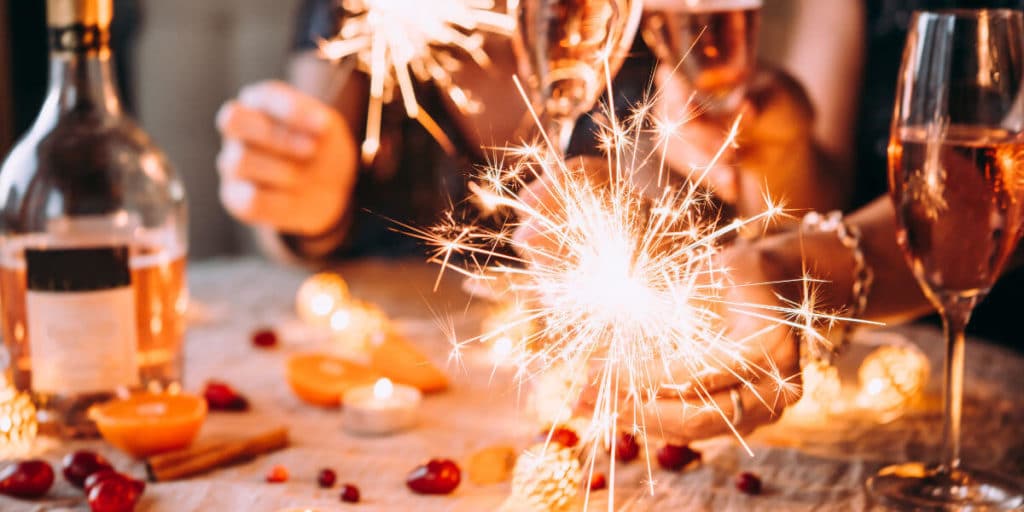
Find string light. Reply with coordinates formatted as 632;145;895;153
0;377;37;456
296;273;351;328
856;344;929;413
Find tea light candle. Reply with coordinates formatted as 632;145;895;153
343;378;421;435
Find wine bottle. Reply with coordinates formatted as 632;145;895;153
0;0;188;438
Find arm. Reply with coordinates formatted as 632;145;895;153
757;196;932;325
658;0;864;215
587;198;933;445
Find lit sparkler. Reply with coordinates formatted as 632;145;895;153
404;71;872;508
320;0;515;163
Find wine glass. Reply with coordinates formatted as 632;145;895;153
868;9;1024;509
514;0;643;155
641;0;760;216
641;0;761;117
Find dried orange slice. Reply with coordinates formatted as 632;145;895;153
90;393;206;458
286;353;380;407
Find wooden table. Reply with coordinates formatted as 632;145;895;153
2;257;1022;511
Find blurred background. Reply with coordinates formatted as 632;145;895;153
0;0;303;259
0;0;797;261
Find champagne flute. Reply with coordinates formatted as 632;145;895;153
641;0;760;216
641;0;761;116
868;9;1024;509
514;0;643;155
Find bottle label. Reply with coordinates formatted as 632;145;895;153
25;247;138;395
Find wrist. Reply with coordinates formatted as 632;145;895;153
281;205;354;262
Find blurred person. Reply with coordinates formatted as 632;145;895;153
214;0;843;264
544;0;1024;440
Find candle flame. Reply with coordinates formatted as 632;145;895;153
374;378;394;400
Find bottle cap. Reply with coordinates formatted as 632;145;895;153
46;0;113;28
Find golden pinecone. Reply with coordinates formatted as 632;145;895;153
511;443;582;512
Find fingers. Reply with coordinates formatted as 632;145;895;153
216;101;317;160
625;374;800;445
216;140;304;189
653;66;739;202
670;324;796;399
219;178;297;229
237;80;336;135
512;176;556;259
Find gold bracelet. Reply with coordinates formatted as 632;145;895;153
800;210;875;362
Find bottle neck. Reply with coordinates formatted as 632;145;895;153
44;26;121;117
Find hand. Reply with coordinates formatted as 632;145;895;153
216;80;358;236
655;65;817;210
511;155;610;266
578;244;803;444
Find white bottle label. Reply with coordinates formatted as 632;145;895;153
27;288;139;394
24;246;139;395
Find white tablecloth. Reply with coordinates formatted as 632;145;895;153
2;257;1022;511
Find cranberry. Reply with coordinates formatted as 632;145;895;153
251;328;278;348
588;472;607;491
203;380;249;411
317;468;337;488
538;426;579;448
87;477;142;512
0;459;55;498
62;451;113;488
265;465;289;483
406;459;461;495
614;433;640;463
656;444;701;471
84;470;121;493
85;471;144;496
735;472;762;495
340;483;360;503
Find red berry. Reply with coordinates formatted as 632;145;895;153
614;433;640;463
656;444;701;471
735;472;762;495
406;459;461;495
0;459;55;498
340;483;360;503
265;465;289;483
317;468;337;488
539;426;579;448
203;381;250;412
62;451;113;488
85;471;144;496
588;472;607;491
84;470;121;493
251;328;278;348
87;477;142;512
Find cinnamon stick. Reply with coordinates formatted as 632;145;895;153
146;427;289;481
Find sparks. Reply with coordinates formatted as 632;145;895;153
402;66;875;509
320;0;514;164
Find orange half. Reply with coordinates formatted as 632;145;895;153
286;353;381;407
90;393;206;458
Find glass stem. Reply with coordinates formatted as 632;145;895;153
937;293;977;476
544;118;575;157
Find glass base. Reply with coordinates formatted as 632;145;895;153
866;462;1024;510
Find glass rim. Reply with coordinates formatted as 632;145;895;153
913;8;1023;20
